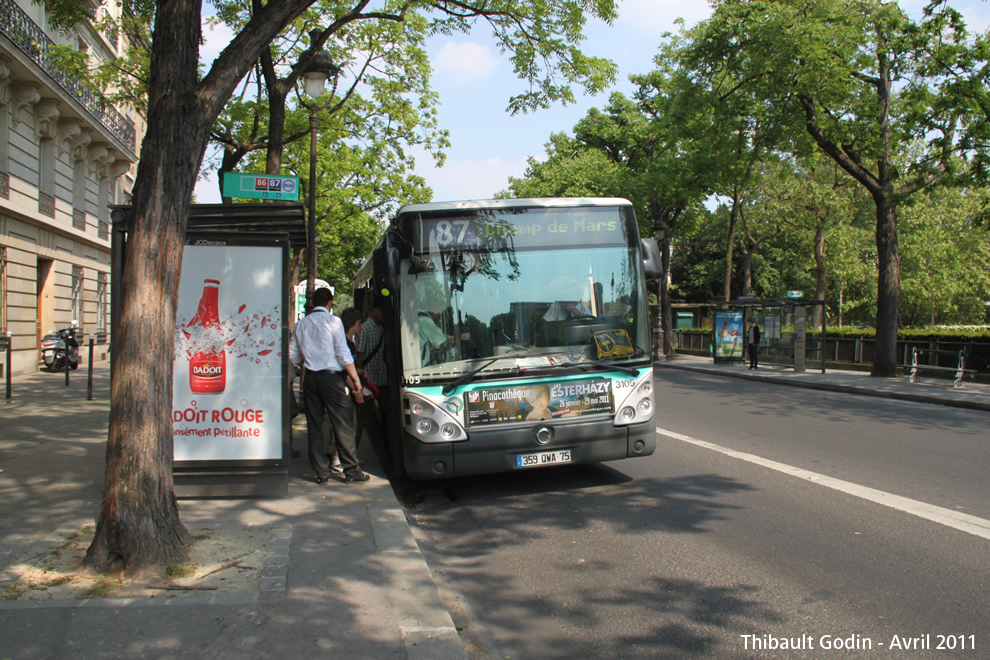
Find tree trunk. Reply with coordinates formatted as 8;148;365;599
659;233;674;358
872;195;900;377
85;0;317;575
739;247;752;296
723;195;739;301
85;0;210;574
813;222;826;329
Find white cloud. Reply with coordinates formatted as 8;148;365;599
432;41;499;83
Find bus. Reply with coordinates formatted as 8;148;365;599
353;198;662;480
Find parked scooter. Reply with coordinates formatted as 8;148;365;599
41;321;80;372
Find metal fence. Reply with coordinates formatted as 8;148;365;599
673;331;990;373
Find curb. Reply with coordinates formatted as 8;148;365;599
656;361;990;413
368;502;468;660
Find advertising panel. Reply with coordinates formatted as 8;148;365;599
713;310;744;360
466;377;613;426
173;241;285;462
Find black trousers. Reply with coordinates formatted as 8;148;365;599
748;343;759;369
303;370;360;479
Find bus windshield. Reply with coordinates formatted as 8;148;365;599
396;205;649;379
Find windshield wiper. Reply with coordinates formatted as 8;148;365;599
441;351;574;394
441;354;527;395
556;359;640;376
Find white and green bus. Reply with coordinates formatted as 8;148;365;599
354;198;661;479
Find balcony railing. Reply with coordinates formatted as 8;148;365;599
0;0;135;153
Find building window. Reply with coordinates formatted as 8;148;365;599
0;102;9;200
39;137;56;217
96;271;107;333
71;265;83;324
0;246;7;334
98;220;108;240
73;157;87;230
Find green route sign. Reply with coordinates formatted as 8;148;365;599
223;173;300;201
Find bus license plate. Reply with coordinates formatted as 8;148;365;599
515;449;572;468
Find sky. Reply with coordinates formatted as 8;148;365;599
193;0;990;207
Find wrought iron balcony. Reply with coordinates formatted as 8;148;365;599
0;0;135;153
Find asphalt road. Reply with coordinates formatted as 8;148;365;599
400;369;990;659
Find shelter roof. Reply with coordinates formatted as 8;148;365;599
111;203;307;249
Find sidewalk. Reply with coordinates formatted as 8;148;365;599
0;365;466;660
656;353;990;412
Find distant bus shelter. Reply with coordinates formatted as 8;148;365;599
710;297;827;373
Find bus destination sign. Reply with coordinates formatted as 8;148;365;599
420;208;630;252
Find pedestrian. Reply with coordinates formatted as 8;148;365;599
747;317;761;370
289;288;370;484
317;306;364;474
356;296;389;446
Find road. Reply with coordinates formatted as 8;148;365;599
398;369;990;659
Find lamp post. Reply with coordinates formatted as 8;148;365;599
652;218;668;360
297;30;339;303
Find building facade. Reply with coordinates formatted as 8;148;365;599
0;0;140;377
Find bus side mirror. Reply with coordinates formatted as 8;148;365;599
641;238;662;280
373;247;400;295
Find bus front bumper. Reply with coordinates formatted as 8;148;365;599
403;417;655;480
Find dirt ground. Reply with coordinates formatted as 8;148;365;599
0;525;271;602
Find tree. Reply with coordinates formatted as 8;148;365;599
207;3;447;228
899;184;990;325
686;0;984;376
37;0;626;575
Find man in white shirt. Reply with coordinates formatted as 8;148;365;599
289;288;369;484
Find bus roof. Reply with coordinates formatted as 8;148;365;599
394;197;633;216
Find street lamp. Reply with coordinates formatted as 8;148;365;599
297;30;339;303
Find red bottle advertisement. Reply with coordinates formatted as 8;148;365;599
187;279;226;394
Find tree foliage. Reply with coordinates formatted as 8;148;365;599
678;0;986;376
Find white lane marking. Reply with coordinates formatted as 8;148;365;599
658;427;990;540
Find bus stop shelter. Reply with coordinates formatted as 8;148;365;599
710;297;827;373
109;203;306;497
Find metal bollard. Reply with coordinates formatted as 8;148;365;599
87;333;94;400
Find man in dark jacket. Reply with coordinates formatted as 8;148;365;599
747;318;761;370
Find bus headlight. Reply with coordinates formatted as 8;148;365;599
404;393;468;443
614;376;656;427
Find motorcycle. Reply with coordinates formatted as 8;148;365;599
41;321;80;372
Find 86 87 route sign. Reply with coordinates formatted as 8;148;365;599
222;173;300;201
